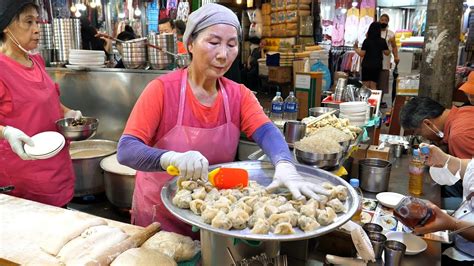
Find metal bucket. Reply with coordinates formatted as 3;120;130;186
200;229;280;266
69;140;117;197
101;154;136;209
359;158;392;192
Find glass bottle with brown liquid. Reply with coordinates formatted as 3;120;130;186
409;149;424;195
393;196;436;229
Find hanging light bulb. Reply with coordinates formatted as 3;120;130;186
90;1;97;8
236;0;242;4
247;0;254;8
341;7;347;14
352;1;358;7
134;7;141;17
70;3;77;12
75;10;81;17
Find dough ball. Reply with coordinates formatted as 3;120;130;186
142;231;197;262
111;248;176;266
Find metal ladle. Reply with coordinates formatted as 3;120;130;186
358;87;372;102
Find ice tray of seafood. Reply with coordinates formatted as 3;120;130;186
162;161;359;241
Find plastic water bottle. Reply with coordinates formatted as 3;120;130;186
350;178;364;222
270;91;284;126
409;149;424;195
283;91;299;121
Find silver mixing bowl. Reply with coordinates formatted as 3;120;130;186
56;117;99;141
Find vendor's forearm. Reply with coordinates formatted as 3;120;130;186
117;134;167;171
447;157;469;178
252;122;294;165
448;219;474;242
60;104;71;115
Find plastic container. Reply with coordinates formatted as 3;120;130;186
270;91;285;126
350;178;363;222
283;91;299;121
408;149;424;195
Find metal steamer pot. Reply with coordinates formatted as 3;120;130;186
100;154;136;209
162;161;359;265
69;140;117;197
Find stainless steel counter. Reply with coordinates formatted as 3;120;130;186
47;67;170;141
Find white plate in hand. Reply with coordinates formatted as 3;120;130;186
24;131;65;158
376;192;405;209
385;231;427;255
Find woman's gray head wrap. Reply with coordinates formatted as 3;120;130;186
183;3;241;50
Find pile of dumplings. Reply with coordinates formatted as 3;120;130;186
172;179;350;236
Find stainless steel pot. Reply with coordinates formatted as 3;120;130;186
69;140;117;197
100;154;136;209
200;229;280;266
359;158;392;192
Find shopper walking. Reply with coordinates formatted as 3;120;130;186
378;14;399;106
354;22;390;90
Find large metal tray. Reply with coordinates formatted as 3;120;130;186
162;161;359;241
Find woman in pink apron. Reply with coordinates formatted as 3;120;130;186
117;3;328;238
0;0;82;207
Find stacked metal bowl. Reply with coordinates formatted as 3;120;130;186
38;23;56;66
294;148;344;169
122;37;147;69
148;33;177;70
39;23;54;49
53;18;81;64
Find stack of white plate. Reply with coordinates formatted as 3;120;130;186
24;131;65;159
67;49;105;68
339;101;369;127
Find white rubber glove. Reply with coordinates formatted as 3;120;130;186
2;126;35;160
64;110;83;120
266;161;330;200
160;151;209;181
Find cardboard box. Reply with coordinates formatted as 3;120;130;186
268;66;292;83
367;145;391;161
350;144;369;178
351;144;369;159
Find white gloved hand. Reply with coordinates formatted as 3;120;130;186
64;110;83;120
2;126;35;160
160;151;209;180
266;161;329;200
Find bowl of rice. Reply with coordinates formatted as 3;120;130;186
294;133;344;169
308;126;353;152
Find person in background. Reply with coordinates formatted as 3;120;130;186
81;17;110;54
400;96;474;201
114;25;136;68
174;19;186;40
117;3;328;238
158;18;175;34
459;71;474;106
378;14;399;108
159;18;186;55
242;37;263;91
174;19;186;54
415;144;473;264
354;22;390;90
0;0;81;207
